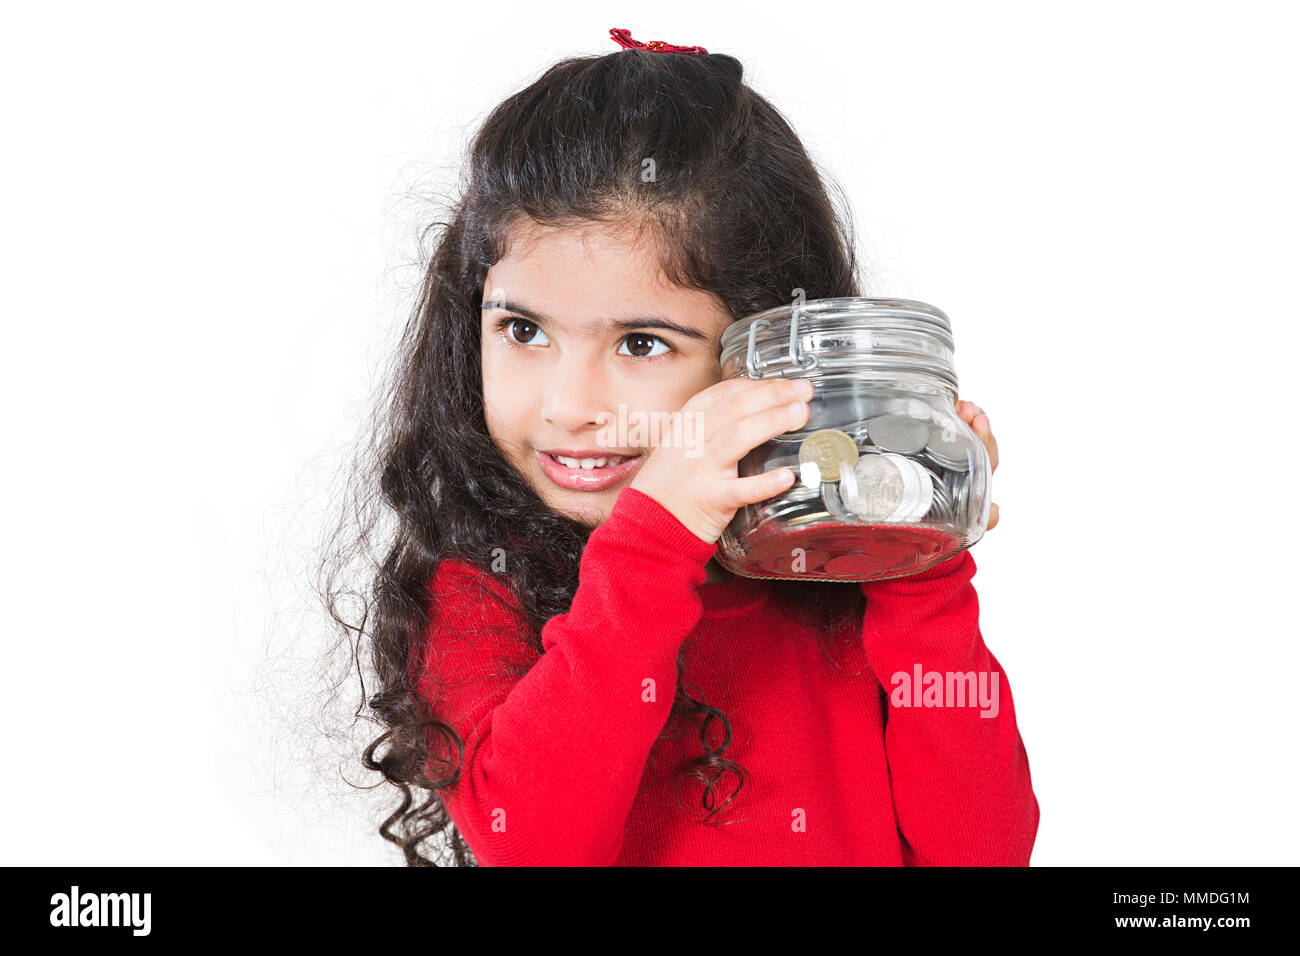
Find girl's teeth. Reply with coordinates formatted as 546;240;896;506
554;454;626;469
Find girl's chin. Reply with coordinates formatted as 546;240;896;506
544;489;616;528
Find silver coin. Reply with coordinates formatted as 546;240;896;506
926;469;954;519
819;476;856;522
756;498;826;533
760;453;820;499
924;448;968;473
946;470;970;520
846;453;906;519
865;415;930;455
785;479;820;501
925;420;970;471
836;459;859;509
888;453;932;522
822;458;873;521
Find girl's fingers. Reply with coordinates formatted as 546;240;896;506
988;501;1000;530
708;399;811;465
957;399;998;474
974;415;998;473
724;467;798;509
689;375;781;414
705;378;811;434
955;398;984;424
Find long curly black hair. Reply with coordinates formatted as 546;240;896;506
317;45;873;866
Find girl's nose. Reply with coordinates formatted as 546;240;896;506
539;355;611;433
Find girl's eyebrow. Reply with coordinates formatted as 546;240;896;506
482;299;709;341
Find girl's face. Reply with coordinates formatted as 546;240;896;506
481;219;735;528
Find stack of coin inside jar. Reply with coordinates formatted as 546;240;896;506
715;297;991;582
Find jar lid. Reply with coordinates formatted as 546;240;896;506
720;296;959;391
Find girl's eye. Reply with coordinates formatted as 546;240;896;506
497;317;669;358
503;318;549;346
618;333;671;359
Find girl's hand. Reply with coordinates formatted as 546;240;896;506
630;377;812;544
954;399;999;530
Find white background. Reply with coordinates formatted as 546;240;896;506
3;0;1296;866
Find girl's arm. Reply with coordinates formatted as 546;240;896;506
417;486;715;866
859;550;1040;865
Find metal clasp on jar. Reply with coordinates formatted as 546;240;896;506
745;298;820;378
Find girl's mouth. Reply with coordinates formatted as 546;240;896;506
536;450;644;491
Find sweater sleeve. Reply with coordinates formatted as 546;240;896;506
416;487;717;866
859;549;1040;866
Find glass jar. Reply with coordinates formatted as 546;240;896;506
715;295;991;582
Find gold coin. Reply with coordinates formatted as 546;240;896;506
798;429;859;482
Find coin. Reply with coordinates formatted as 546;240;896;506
786;510;832;527
836;459;859;509
817;464;861;522
865;415;930;455
760;454;820;499
925;421;970;471
785;479;820;501
927;471;955;518
845;453;905;519
893;455;934;521
798;429;859;481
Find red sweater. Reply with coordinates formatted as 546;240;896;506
415;487;1039;865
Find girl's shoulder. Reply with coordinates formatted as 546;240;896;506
428;554;513;600
425;555;529;632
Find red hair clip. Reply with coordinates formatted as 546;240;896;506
609;27;708;56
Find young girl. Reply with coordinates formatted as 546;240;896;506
331;28;1038;866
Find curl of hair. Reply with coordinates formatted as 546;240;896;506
318;48;870;865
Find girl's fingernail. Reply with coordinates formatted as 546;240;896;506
788;401;807;419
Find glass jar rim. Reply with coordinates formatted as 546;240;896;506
720;296;960;388
720;296;953;353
